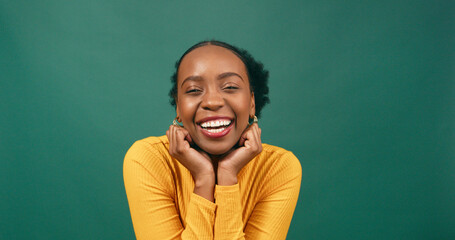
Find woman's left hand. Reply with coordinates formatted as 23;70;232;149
217;123;262;185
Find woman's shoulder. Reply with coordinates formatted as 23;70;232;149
240;143;301;189
134;135;169;146
123;135;175;193
128;135;169;150
257;143;302;172
261;143;292;155
124;135;170;166
260;143;300;161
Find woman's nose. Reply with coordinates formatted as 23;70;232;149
201;89;224;110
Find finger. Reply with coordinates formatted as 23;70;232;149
251;123;260;139
166;128;171;153
239;124;255;147
246;125;258;148
185;132;193;144
253;124;262;144
238;126;250;146
239;135;246;147
176;127;187;141
252;124;262;153
168;126;175;155
245;124;262;152
179;126;189;139
257;128;262;145
170;125;176;151
175;127;190;150
172;125;180;150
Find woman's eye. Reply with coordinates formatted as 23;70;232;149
224;86;239;90
186;89;201;94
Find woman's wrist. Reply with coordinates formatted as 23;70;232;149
193;173;215;202
194;172;215;187
217;168;238;186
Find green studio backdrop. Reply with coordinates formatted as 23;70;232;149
1;1;454;239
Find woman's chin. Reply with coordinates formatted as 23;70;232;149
198;142;235;157
202;147;231;156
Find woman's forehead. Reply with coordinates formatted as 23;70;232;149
178;45;247;75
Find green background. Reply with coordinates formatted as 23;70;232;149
1;0;454;239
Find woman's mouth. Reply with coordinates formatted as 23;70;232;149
197;118;233;138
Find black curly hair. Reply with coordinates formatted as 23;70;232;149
168;40;270;118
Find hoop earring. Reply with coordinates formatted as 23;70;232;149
249;115;258;125
173;117;182;126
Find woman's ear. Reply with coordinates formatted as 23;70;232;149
250;92;256;117
176;106;181;122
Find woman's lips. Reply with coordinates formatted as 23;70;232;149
198;122;234;138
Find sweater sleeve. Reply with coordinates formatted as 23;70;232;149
244;151;302;239
214;184;245;240
123;141;217;240
213;151;302;240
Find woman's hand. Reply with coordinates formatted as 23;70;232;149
217;123;262;185
167;125;215;201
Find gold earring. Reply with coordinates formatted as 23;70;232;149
173;117;181;126
249;115;258;125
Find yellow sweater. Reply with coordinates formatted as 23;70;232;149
123;135;302;240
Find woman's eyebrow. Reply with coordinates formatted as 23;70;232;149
217;72;244;82
181;75;203;87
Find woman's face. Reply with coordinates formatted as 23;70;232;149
176;45;255;155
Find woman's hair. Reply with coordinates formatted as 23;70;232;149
168;40;270;118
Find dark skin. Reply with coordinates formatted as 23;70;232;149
166;45;262;202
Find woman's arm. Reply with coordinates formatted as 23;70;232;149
213;151;302;240
166;125;216;202
123;141;217;240
243;152;302;239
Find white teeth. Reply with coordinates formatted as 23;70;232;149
205;127;226;133
200;119;231;128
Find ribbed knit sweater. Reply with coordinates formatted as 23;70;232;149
123;135;302;240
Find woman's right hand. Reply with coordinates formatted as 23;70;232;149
166;125;215;200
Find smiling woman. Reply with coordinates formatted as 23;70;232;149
123;40;302;240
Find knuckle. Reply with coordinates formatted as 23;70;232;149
175;129;184;136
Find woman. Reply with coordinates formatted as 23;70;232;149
123;40;302;240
